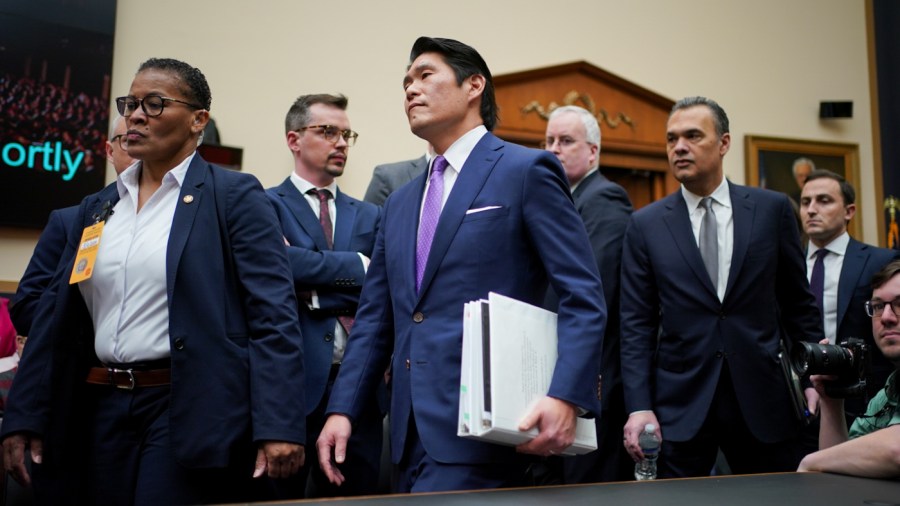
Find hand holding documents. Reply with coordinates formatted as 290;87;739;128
515;396;579;456
458;292;597;455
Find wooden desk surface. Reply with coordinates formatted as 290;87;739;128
273;472;899;506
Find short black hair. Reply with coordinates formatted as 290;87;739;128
803;169;856;206
285;94;348;134
137;58;211;111
409;36;498;131
671;96;729;137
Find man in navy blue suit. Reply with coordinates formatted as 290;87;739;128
799;170;899;422
544;105;633;483
317;37;606;493
266;94;382;498
620;96;823;477
10;116;134;336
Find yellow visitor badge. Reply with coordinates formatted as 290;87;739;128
69;221;104;284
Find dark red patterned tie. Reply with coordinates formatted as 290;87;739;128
309;188;334;250
309;188;354;334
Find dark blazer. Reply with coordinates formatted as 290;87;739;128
363;155;428;206
267;179;382;415
571;172;632;408
834;238;900;400
9;206;78;336
620;182;823;443
328;132;607;466
1;155;306;479
547;171;632;409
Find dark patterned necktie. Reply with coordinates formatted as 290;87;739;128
308;188;354;334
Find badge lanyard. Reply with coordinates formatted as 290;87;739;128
69;201;114;284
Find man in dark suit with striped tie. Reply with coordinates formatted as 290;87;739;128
267;94;383;498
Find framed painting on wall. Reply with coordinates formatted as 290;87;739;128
744;135;861;239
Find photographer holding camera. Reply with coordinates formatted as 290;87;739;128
797;260;900;478
800;170;899;405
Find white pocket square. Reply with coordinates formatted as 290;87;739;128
466;205;503;215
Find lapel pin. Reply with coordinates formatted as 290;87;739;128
183;195;194;204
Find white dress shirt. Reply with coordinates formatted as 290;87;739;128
807;232;848;344
682;178;734;301
80;153;194;364
288;172;351;363
419;125;488;220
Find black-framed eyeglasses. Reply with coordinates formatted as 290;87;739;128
295;124;358;147
110;134;127;149
115;95;203;118
865;297;900;318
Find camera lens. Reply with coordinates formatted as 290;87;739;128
791;342;855;376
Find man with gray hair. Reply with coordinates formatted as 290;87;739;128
793;157;815;193
106;115;136;174
790;157;816;209
544;105;633;483
620;96;823;477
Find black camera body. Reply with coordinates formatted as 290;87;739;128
791;337;870;398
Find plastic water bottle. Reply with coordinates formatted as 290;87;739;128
634;423;660;480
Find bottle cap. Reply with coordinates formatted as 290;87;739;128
644;423;656;432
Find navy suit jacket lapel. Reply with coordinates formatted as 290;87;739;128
837;238;865;327
167;155;208;293
275;178;330;251
662;191;717;298
83;184;121;229
725;182;754;301
417;133;501;299
333;189;356;251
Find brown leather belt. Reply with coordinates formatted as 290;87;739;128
85;367;171;390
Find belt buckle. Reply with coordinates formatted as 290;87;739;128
109;368;136;390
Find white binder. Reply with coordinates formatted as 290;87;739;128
458;292;597;455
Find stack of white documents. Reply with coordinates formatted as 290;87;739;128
458;292;597;455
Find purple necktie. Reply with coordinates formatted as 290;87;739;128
416;155;448;293
810;248;828;316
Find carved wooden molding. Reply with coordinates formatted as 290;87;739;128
521;90;636;130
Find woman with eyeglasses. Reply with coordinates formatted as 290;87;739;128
0;58;306;505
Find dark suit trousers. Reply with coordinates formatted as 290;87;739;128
528;384;632;486
659;362;799;478
564;383;633;483
394;415;530;493
85;385;257;505
269;366;382;499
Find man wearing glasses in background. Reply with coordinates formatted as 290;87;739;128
10;115;134;337
266;94;384;499
798;259;900;478
543;105;633;484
